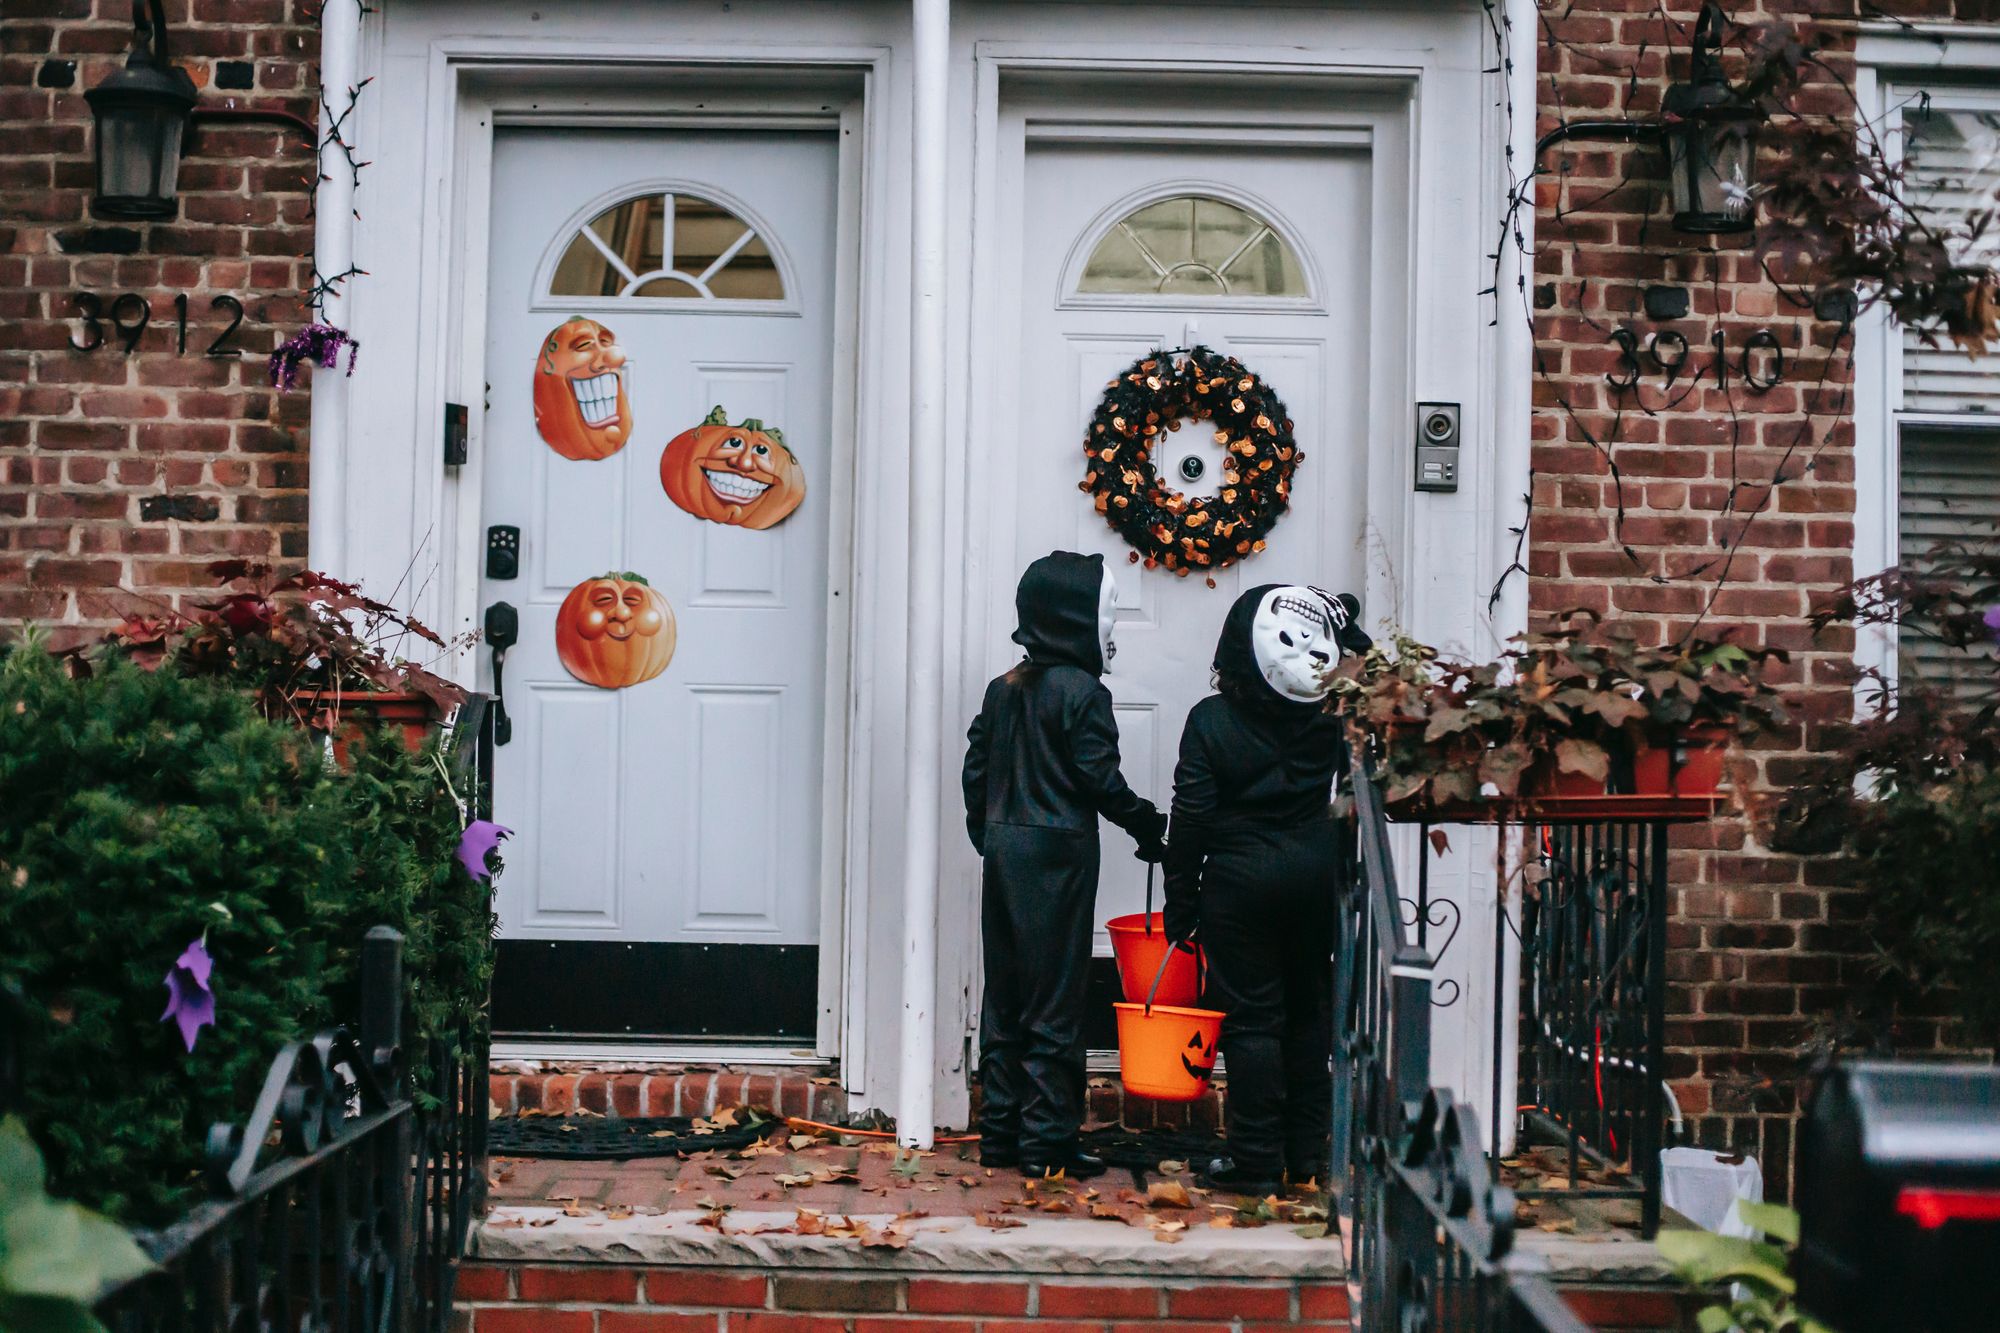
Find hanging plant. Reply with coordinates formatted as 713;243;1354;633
1079;346;1299;581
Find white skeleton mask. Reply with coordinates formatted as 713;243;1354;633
1098;568;1119;670
1251;586;1339;702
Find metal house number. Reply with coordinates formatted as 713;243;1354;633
68;292;247;358
1605;325;1784;394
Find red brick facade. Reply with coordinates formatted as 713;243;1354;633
1;0;319;647
1528;0;1991;1198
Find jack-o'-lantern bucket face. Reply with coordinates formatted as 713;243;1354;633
533;317;632;461
555;572;675;689
660;407;807;530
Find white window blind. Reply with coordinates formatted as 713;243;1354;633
1897;425;2000;691
1901;104;2000;414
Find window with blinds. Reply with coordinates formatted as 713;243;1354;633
1895;95;2000;693
1902;103;2000;414
1897;426;2000;692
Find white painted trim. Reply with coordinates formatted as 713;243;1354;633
897;0;950;1152
307;0;362;575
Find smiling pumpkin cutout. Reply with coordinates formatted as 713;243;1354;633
659;406;807;530
555;571;675;689
534;317;632;461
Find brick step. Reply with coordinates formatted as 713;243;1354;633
456;1265;1353;1332
491;1066;1227;1136
490;1065;845;1122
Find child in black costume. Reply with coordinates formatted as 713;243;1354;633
963;551;1168;1179
1162;584;1369;1194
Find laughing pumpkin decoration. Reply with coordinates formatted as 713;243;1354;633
555;572;675;689
534;316;632;461
659;407;807;529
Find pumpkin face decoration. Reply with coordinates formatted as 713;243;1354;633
659;407;807;529
533;317;631;461
555;572;675;689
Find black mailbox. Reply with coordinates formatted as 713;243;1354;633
1798;1062;2000;1333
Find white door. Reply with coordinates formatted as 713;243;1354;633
1011;139;1374;988
480;127;838;1041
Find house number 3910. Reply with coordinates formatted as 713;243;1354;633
68;292;246;358
1606;326;1784;394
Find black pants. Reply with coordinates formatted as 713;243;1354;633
977;823;1098;1161
1199;823;1341;1180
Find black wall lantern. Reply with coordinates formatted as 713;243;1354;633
84;0;196;221
1660;4;1759;234
1535;1;1764;237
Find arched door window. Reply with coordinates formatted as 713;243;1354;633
549;190;784;301
1077;194;1307;298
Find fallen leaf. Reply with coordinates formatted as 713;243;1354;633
789;1134;823;1150
1089;1203;1124;1220
1293;1222;1330;1239
1158;1159;1188;1174
1537;1217;1579;1234
890;1149;924;1180
528;1218;556;1228
794;1208;827;1235
957;1176;979;1189
1146;1181;1194;1209
605;1207;632;1221
706;1164;751;1180
490;1216;524;1229
975;1213;1026;1230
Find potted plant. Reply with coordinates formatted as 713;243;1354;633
1332;616;1785;813
102;561;471;758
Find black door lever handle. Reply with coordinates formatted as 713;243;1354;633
484;601;519;745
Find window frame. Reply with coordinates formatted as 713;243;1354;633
531;177;804;318
1855;40;2000;690
1055;179;1327;314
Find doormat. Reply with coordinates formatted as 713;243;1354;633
488;1115;768;1160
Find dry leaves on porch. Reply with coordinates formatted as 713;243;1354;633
1145;1181;1194;1209
974;1213;1026;1230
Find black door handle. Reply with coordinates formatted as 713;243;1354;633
484;601;519;745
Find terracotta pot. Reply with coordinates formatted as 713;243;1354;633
1633;724;1730;797
1522;759;1609;799
292;688;447;765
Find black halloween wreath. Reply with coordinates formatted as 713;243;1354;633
1079;346;1300;580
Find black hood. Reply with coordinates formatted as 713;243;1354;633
1213;584;1372;712
1013;551;1107;674
1214;583;1290;709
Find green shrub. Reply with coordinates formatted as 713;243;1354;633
0;649;495;1224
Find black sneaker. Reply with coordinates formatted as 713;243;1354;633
1199;1156;1284;1196
1019;1151;1107;1180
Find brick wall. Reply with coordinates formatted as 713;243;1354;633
1529;0;1990;1198
1;0;320;649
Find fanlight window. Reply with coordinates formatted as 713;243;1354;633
550;191;783;301
1078;195;1306;298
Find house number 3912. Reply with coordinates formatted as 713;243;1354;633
68;292;246;358
1606;326;1784;394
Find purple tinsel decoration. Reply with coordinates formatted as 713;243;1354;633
160;936;216;1053
269;322;359;392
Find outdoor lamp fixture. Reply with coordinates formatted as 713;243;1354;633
85;0;317;221
1535;1;1763;236
84;0;196;221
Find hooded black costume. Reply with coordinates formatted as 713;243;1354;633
963;551;1167;1170
1163;584;1359;1186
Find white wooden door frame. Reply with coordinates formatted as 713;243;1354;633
954;38;1514;1120
359;41;891;1070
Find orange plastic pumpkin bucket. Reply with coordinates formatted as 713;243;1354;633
1106;863;1203;1006
1106;913;1203;1007
1113;948;1223;1103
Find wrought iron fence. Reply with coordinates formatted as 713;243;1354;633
1514;820;1668;1236
1334;755;1594;1333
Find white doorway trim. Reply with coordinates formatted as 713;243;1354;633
331;39;891;1079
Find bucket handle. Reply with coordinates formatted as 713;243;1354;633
1143;931;1206;1016
1143;860;1154;938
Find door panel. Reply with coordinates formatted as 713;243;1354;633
1014;139;1373;972
482;126;838;1039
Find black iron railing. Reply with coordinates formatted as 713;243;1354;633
1514;821;1668;1237
1335;755;1593;1333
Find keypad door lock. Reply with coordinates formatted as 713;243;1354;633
1414;401;1460;494
486;525;520;580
